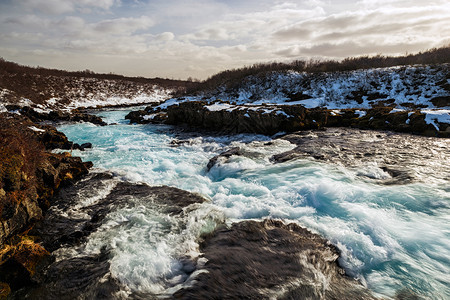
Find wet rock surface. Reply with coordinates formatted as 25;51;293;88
272;128;450;185
175;219;377;299
207;147;242;170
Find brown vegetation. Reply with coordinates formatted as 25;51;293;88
0;58;191;88
0;113;92;296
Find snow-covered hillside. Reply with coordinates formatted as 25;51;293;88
187;64;450;109
0;75;175;112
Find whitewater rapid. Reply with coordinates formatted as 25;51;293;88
54;108;449;299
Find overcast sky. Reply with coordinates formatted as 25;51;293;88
0;0;448;79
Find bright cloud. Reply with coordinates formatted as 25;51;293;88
0;0;448;79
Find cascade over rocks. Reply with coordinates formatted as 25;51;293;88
271;127;447;185
207;147;242;170
10;174;210;299
9;170;378;299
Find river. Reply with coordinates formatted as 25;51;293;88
47;107;450;299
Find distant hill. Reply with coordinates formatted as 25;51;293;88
0;58;196;110
185;46;450;95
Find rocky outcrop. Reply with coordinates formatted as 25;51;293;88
165;101;318;135
5;105;106;126
127;100;449;137
175;219;377;299
0;113;92;296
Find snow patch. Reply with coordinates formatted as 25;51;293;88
143;114;158;120
205;103;235;112
355;110;367;118
28;126;45;132
330;110;342;116
421;109;450;130
389;108;406;114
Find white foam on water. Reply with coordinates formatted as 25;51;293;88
56;108;450;299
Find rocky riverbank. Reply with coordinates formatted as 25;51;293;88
126;100;450;137
0;113;93;297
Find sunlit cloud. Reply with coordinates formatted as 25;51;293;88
0;0;448;79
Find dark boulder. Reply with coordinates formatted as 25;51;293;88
80;143;92;150
430;96;450;108
175;219;377;299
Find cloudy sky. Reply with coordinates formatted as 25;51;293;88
0;0;448;79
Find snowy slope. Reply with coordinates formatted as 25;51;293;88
184;64;449;109
0;74;177;112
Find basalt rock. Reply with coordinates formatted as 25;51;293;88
127;100;449;137
166;101;326;135
175;219;377;299
80;143;92;150
430;96;450;107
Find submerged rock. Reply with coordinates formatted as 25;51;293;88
207;147;242;170
80;142;92;150
271;128;448;185
175;219;377;299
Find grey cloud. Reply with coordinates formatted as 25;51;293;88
57;16;85;32
273;27;311;40
193;28;232;41
4;14;50;28
20;0;75;14
92;16;154;34
156;32;175;41
276;40;433;58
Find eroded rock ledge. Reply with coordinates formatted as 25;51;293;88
175;219;377;299
126;100;449;137
0;113;92;297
